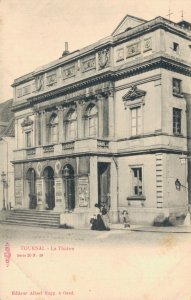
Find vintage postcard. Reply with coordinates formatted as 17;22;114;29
0;0;191;299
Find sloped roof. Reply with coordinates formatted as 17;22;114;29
1;117;15;137
112;14;146;36
0;99;15;137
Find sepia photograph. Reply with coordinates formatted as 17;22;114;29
0;0;191;299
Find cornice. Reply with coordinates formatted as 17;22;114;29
11;147;189;165
12;54;191;111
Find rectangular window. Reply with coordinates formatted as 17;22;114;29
173;108;181;135
131;107;142;136
25;131;32;148
173;78;182;96
131;167;143;196
173;42;179;53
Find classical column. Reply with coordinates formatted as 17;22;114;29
77;100;84;139
34;112;40;146
41;111;47;145
108;91;115;138
97;94;104;138
57;106;64;143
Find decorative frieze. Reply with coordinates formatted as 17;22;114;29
46;70;57;86
126;42;141;58
143;38;152;52
81;56;96;72
98;48;110;69
23;85;31;95
17;88;22;98
62;64;75;79
35;74;44;92
116;48;124;62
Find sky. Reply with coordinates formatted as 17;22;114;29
0;0;191;102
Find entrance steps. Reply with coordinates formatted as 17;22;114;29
0;209;60;228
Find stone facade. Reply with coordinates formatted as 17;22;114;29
12;15;191;226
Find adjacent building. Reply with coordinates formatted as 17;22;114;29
0;99;15;210
11;15;191;227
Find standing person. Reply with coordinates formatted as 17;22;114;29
122;210;130;228
90;203;101;230
101;204;110;231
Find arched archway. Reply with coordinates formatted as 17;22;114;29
44;166;55;210
62;164;75;211
26;168;37;209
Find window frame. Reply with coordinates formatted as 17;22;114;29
130;106;142;137
172;78;183;97
25;130;32;148
173;107;182;135
66;110;77;140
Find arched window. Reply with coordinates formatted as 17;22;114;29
86;104;98;137
49;114;58;144
66;110;77;140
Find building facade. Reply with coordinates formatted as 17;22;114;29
12;15;191;226
0;99;15;210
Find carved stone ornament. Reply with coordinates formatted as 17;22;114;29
98;48;110;69
35;75;44;92
55;160;61;175
36;162;42;176
122;85;146;109
21;116;33;127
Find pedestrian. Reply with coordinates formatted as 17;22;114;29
101;204;110;231
122;210;130;228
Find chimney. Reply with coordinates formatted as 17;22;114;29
62;42;70;57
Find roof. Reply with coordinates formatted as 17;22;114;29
112;14;146;36
0;99;15;137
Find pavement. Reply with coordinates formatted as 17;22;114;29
110;224;191;233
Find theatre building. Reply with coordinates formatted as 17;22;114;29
11;15;191;227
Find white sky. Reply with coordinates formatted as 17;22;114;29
0;0;191;102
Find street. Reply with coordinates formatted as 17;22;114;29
0;224;191;300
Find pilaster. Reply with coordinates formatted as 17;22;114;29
89;156;98;209
57;106;64;143
108;91;115;138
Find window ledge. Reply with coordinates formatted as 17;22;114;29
173;133;183;137
127;195;146;201
173;92;184;98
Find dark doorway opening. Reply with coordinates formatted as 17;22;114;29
63;165;75;211
98;162;110;210
44;166;55;210
26;168;37;209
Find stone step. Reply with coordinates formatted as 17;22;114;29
6;216;60;222
12;210;60;215
7;214;60;220
2;210;61;228
0;220;59;228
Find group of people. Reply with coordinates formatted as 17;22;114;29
90;205;131;231
90;203;110;231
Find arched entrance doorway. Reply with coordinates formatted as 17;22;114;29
62;165;75;211
26;168;37;209
44;166;55;210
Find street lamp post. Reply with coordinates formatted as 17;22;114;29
1;171;6;211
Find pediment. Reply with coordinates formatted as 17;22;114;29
112;15;146;36
123;85;146;102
